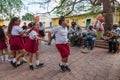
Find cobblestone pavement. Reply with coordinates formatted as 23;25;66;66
1;43;120;80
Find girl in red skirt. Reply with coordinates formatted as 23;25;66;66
48;16;71;72
0;27;8;63
8;17;25;67
24;22;47;70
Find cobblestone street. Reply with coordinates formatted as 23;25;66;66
1;43;120;80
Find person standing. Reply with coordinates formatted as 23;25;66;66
39;22;45;39
48;16;71;72
0;27;8;63
8;17;25;67
94;11;106;39
24;22;47;70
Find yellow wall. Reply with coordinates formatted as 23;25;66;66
0;20;5;26
0;20;32;27
52;12;120;27
115;12;120;23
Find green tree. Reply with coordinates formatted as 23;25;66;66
0;0;23;19
28;0;119;31
22;13;34;21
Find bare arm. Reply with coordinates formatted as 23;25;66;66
35;35;48;42
48;32;51;43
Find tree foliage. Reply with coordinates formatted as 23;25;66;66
22;13;34;21
0;0;23;19
28;0;120;31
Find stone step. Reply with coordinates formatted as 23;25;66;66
95;42;108;46
95;44;109;49
96;40;108;43
95;40;109;49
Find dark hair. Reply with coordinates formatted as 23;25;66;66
39;22;43;26
77;27;80;30
59;16;65;25
26;22;35;34
28;22;35;28
89;25;93;30
8;17;19;34
0;27;6;41
2;25;5;27
101;11;106;14
112;24;118;28
22;26;27;30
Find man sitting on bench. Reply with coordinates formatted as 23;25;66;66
108;24;120;53
83;25;97;51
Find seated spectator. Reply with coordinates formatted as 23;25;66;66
108;24;120;53
68;22;76;46
83;25;97;50
75;25;82;46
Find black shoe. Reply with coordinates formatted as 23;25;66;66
11;61;17;68
29;65;34;70
16;62;23;67
48;43;51;45
65;66;71;72
59;64;66;72
36;63;44;68
90;47;93;50
113;51;117;54
108;50;112;53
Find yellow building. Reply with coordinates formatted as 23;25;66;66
0;20;5;26
52;12;120;27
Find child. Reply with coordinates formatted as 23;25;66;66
24;22;47;70
8;17;25;67
0;27;8;63
39;22;45;39
48;16;71;72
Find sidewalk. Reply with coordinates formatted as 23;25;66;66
0;43;120;80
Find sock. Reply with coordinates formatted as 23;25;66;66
17;61;21;65
0;56;4;63
5;55;8;61
36;60;40;65
22;57;27;61
29;63;33;66
12;58;16;63
65;63;68;66
60;61;65;66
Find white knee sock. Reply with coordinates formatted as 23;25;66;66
29;63;33;66
0;56;4;63
5;55;9;61
22;57;27;62
60;61;65;66
17;61;20;65
65;63;68;66
12;58;17;63
36;60;40;65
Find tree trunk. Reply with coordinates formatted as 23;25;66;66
102;0;113;31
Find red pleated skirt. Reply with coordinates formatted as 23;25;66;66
24;38;38;53
0;40;7;50
23;36;29;44
9;35;24;51
56;43;70;58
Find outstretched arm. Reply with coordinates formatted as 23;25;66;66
48;32;51;43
